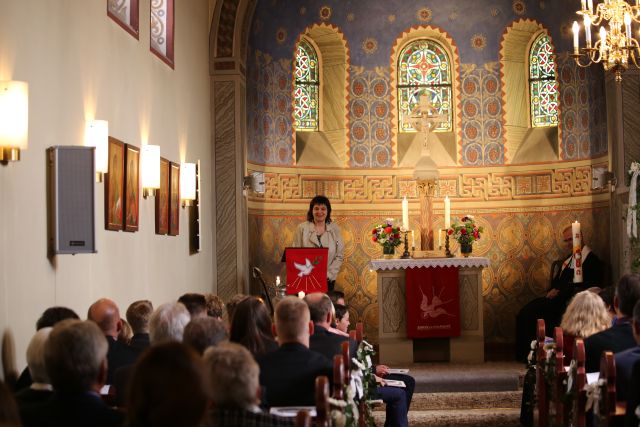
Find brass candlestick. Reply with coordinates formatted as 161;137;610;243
401;230;411;259
444;231;453;258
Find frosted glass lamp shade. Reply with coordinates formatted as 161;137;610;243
0;81;28;150
85;120;108;173
141;145;161;189
180;162;196;201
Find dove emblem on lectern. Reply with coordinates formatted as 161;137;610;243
293;258;314;277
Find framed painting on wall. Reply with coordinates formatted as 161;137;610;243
124;144;140;232
105;137;125;231
168;161;180;236
155;157;170;235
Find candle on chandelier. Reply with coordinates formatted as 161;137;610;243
600;27;607;57
588;0;593;14
444;196;451;229
581;0;586;10
573;21;580;55
584;15;592;48
625;13;632;44
402;196;409;231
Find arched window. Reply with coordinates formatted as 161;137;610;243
529;34;558;128
397;39;452;132
293;38;319;131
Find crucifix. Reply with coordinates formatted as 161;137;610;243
408;94;446;252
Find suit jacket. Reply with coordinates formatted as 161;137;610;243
128;333;150;356
106;336;138;385
615;345;640;401
584;318;635;372
20;391;124;427
625;359;640;427
293;221;344;281
551;250;603;301
14;385;53;409
257;342;332;407
309;325;358;361
209;407;294;427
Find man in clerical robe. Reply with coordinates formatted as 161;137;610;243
515;225;603;362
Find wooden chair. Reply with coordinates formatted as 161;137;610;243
535;319;549;427
355;322;364;343
295;410;311;427
1;329;18;391
333;355;344;400
571;338;587;427
594;351;625;427
315;376;330;427
553;327;568;427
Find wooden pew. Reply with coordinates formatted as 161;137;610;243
295;410;311;427
535;319;549;427
553;326;567;427
571;338;587;427
315;376;330;427
355;322;364;343
333;355;345;400
594;351;625;427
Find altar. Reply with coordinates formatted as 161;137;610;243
370;257;490;364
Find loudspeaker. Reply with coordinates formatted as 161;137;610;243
48;146;96;255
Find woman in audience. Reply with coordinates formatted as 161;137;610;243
229;297;278;358
118;319;133;345
560;290;611;362
126;342;209;427
334;303;350;334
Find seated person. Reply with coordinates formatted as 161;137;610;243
560;290;611;363
585;273;640;372
334;304;350;334
20;319;124;427
515;226;603;361
229;296;278;358
257;297;333;407
204;342;293;426
183;316;228;355
125;300;154;355
177;293;207;318
614;300;640;401
14;328;53;408
205;293;225;319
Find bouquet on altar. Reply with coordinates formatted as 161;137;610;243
371;218;402;249
447;215;484;244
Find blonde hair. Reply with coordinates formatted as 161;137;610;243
561;291;610;338
275;296;310;342
203;342;259;409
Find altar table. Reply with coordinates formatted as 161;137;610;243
370;257;490;364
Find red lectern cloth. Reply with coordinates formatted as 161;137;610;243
285;247;329;295
405;266;460;338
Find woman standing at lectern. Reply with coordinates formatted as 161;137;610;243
293;195;344;292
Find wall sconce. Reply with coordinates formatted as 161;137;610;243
180;162;196;207
85;120;108;182
592;166;616;191
0;80;29;162
141;145;160;198
242;171;265;194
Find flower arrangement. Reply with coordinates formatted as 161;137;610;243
447;215;483;245
371;219;402;250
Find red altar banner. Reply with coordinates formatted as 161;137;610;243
405;266;460;338
283;247;329;295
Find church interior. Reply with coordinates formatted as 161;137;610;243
1;0;640;424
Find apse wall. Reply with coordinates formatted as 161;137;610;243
246;0;610;351
0;0;212;371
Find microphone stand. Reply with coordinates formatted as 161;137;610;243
252;267;275;316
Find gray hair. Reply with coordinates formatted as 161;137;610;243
203;342;259;409
183;317;228;355
149;302;191;344
44;319;108;392
26;327;52;384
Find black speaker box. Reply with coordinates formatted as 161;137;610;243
48;146;96;255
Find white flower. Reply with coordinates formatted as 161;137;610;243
328;397;347;408
530;340;537;350
630;162;640;174
297;291;305;299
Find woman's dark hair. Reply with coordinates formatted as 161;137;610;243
36;306;80;330
126;343;208;427
306;195;332;223
229;297;275;358
334;304;348;321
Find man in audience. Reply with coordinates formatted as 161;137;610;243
178;293;207;318
183;316;228;355
126;300;153;355
149;302;191;343
21;319;124;427
327;290;346;306
14;328;53;408
585;273;640;372
305;293;412;427
205;293;225;319
204;343;293;426
615;300;640;400
624;359;640;427
87;298;137;384
14;306;79;391
257;296;333;407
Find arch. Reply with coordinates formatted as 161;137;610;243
528;33;559;128
292;23;350;167
390;25;461;167
500;19;560;163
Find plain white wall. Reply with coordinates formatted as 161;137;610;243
0;0;213;372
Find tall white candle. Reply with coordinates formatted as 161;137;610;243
588;0;593;13
572;221;583;283
625;13;632;44
411;230;415;249
581;0;586;10
600;26;607;58
573;21;580;55
444;196;451;229
402;196;409;231
585;15;592;48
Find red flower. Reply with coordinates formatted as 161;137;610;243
461;229;467;234
372;229;377;234
447;229;453;235
394;233;400;239
372;236;378;242
384;226;393;234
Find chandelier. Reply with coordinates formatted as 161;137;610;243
572;0;640;82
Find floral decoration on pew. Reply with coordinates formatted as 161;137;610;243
628;161;640;271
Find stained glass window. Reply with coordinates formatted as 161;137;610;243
294;39;319;131
398;39;452;132
529;34;558;128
